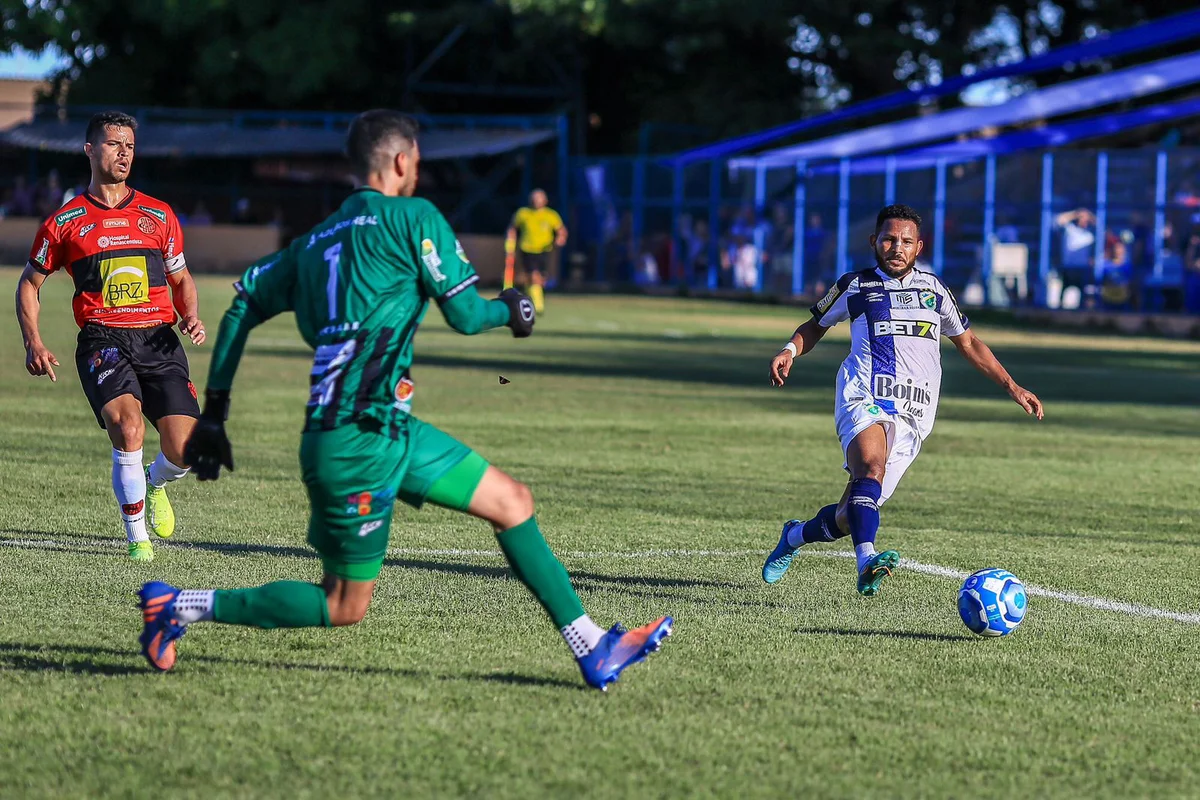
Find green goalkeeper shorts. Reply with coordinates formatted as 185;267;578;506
299;416;490;582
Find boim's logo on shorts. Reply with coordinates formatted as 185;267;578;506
99;255;149;307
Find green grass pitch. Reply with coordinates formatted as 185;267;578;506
2;268;1199;797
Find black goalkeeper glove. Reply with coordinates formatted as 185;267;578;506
499;288;535;338
184;389;235;481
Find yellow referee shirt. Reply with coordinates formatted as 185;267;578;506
512;207;563;254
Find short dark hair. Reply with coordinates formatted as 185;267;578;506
86;111;138;144
345;110;419;177
875;203;922;233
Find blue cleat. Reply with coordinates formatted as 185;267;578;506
577;616;673;691
762;519;803;584
138;581;188;672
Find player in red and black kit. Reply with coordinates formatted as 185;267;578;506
15;110;207;562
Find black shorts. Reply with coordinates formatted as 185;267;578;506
517;250;551;278
75;323;200;429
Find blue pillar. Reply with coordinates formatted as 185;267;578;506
1093;151;1108;285
836;158;850;274
708;159;721;290
884;156;897;205
792;161;807;296
753;163;767;293
1039;152;1054;301
983;154;997;287
672;162;685;287
632;157;645;275
1153;150;1167;279
556;114;569;248
933;158;947;275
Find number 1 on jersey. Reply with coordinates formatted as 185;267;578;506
323;242;342;320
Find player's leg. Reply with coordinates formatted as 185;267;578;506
137;326;201;539
841;422;898;597
137;423;401;671
527;253;547;314
401;418;671;690
100;394;153;560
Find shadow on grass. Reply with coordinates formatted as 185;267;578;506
795;626;972;642
0;642;582;689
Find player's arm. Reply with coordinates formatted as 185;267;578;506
15;265;59;382
949;328;1043;420
166;268;206;345
553;210;568;247
419;210;533;337
186;247;298;480
770;274;852;387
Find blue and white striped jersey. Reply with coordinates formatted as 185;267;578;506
811;267;969;439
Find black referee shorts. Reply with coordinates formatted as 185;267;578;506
75;323;200;429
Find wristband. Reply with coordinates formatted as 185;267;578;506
203;388;232;421
782;342;798;357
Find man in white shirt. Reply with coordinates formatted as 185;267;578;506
761;204;1044;597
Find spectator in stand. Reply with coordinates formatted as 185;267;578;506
36;170;63;217
1185;229;1200;313
189;201;213;226
1054;208;1096;294
7;175;37;217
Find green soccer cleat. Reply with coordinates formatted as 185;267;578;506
856;550;900;597
128;541;154;562
145;471;175;539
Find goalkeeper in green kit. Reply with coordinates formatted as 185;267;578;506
136;110;672;691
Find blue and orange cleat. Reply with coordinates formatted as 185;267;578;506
857;550;901;597
762;519;803;584
138;581;188;672
577;616;673;691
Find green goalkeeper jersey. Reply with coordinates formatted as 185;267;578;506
207;188;510;436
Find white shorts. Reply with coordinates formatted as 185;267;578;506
835;402;923;506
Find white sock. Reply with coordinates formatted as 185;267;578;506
113;448;148;543
855;542;877;572
785;520;805;548
561;615;607;658
147;451;189;489
173;589;215;624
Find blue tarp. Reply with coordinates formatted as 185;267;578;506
733;50;1200;168
800;94;1200;175
0;120;557;160
671;8;1200;166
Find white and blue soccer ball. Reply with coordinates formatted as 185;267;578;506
957;568;1027;637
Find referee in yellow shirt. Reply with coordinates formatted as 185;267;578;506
505;188;567;313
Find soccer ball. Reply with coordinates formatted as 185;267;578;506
957;568;1027;637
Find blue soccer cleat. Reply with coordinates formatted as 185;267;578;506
138;581;188;672
762;519;803;584
577;616;673;691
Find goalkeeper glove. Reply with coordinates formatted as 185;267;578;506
499;288;535;338
184;388;235;481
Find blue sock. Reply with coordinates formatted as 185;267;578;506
846;478;883;552
789;504;843;546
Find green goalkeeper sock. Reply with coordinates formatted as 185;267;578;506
213;581;332;629
495;516;586;628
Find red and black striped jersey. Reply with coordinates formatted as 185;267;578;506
27;188;186;329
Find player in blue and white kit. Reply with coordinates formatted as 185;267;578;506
762;204;1043;596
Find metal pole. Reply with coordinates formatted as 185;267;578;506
632;157;645;279
708;159;721;290
1093;151;1108;285
884;156;897;205
934;158;947;275
753;163;767;293
792;161;807;297
836;158;850;274
1153;150;1167;279
672;162;685;287
1039;152;1054;301
983;154;997;290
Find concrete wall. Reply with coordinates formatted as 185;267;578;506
0;79;46;131
0;219;509;283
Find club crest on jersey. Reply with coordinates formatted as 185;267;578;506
137;217;157;235
919;289;937;310
421;238;446;282
54;206;86;226
394;377;415;410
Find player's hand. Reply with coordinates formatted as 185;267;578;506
179;314;207;345
1009;385;1044;420
769;350;794;387
499;288;535;338
25;343;59;382
185;389;235;480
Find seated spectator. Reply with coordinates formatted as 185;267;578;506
1054;208;1096;290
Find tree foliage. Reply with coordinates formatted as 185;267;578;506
2;0;1195;152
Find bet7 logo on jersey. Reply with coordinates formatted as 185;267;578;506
872;319;937;339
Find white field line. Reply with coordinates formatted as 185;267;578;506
3;536;1199;625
